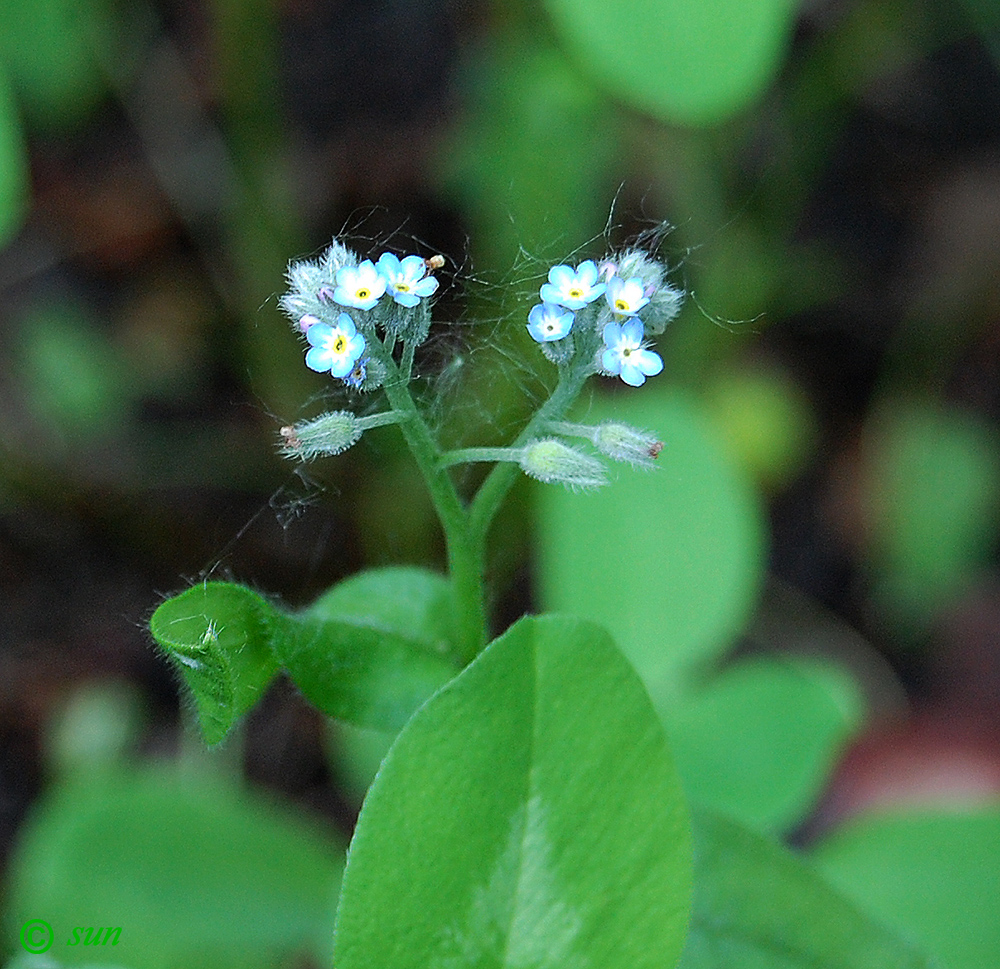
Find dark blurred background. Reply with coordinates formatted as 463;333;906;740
2;0;1000;871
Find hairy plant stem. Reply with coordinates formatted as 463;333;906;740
367;336;486;663
368;335;591;665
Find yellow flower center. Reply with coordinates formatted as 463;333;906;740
333;334;347;354
622;346;632;357
568;287;583;298
357;288;370;300
615;299;629;312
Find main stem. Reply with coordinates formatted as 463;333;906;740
369;336;591;665
370;338;487;663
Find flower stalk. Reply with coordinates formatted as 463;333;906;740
277;240;684;664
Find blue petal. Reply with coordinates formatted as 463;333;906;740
621;318;644;343
347;333;366;358
548;264;574;287
635;348;663;376
539;282;561;304
392;291;421;308
602;321;624;348
400;255;426;281
413;276;439;297
620;363;646;387
338;313;357;336
306;322;333;346
377;252;402;277
305;346;332;372
601;348;622;373
330;356;355;378
578;260;598;285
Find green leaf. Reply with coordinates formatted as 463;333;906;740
680;809;941;968
667;657;865;833
0;0;110;127
537;387;766;707
542;0;796;126
14;304;131;439
863;401;1000;636
314;567;457;801
0;61;28;247
334;614;692;969
306;566;456;655
273;612;457;732
150;575;459;743
4;768;344;969
812;808;1000;969
438;35;617;269
150;582;279;745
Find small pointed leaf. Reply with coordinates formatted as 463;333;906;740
150;582;278;745
150;578;459;744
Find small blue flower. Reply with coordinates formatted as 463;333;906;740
305;313;366;378
377;253;439;308
527;302;574;343
605;275;649;316
540;260;606;310
601;320;663;387
343;356;367;390
333;260;386;310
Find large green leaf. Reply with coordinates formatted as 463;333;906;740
811;808;1000;969
149;572;459;744
667;657;864;833
334;614;692;969
4;769;344;969
542;0;797;126
680;809;940;968
537;387;766;707
0;61;28;247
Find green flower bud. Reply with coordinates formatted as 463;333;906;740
279;410;362;460
519;439;607;489
549;420;663;468
592;422;664;468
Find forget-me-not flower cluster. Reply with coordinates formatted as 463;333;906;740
282;244;441;390
278;237;680;483
525;251;682;387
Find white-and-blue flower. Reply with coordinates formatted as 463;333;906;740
601;320;663;387
377;253;439;308
540;260;606;310
605;275;649;316
305;313;367;378
527;302;575;343
332;260;386;310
